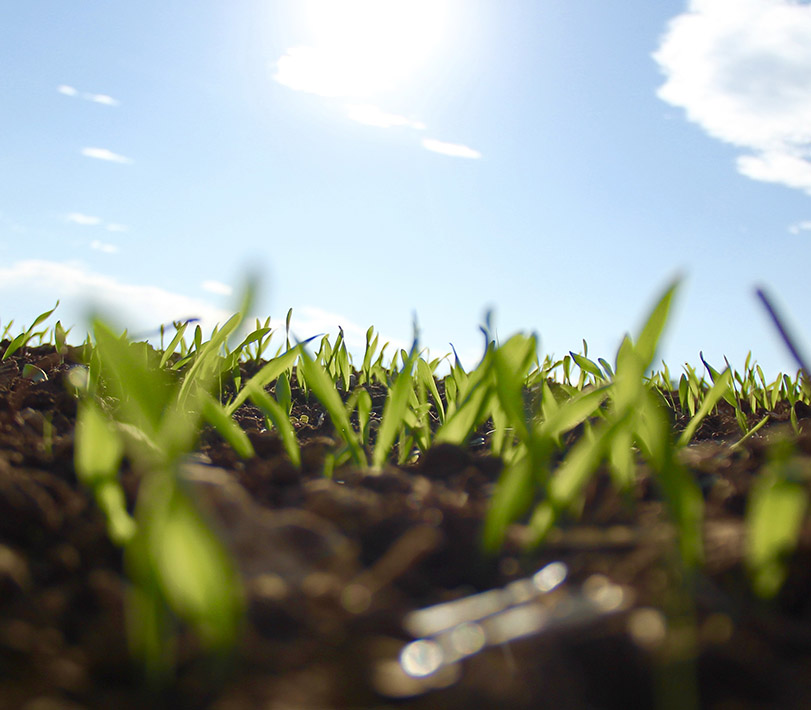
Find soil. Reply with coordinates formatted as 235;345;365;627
2;343;811;709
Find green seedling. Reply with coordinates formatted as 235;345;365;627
274;370;293;416
222;342;307;417
676;368;732;448
297;347;367;468
483;383;609;552
2;301;59;360
570;342;604;388
417;357;446;425
372;340;418;469
503;280;705;567
482;327;609;552
746;441;809;598
434;350;495;447
74;399;134;545
245;381;301;467
53;320;71;354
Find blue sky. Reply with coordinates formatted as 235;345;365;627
2;0;811;378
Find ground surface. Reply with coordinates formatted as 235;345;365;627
2;343;811;709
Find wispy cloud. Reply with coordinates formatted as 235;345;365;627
789;220;811;235
345;104;426;129
90;240;118;254
84;93;119;106
421;138;482;159
81;147;132;164
66;212;102;226
0;212;27;235
201;280;233;296
58;84;120;106
654;0;811;195
65;213;129;232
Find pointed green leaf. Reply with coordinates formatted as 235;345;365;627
201;392;254;459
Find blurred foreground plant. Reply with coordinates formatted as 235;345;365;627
483;280;705;567
73;287;264;680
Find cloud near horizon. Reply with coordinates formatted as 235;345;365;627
0;260;231;339
654;0;811;195
0;261;401;355
201;280;233;296
81;147;132;164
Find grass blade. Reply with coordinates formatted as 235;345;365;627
200;392;254;459
676;369;732;447
297;349;366;467
246;382;301;468
746;469;807;598
372;348;416;469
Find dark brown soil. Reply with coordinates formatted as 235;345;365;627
2;343;811;709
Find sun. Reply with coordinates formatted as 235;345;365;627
277;0;449;99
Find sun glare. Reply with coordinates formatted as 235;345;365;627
278;0;448;99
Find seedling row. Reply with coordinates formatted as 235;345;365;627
3;279;809;678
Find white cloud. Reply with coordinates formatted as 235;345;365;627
90;240;118;254
789;219;811;234
201;280;233;296
654;0;811;194
0;260;231;340
66;212;102;226
345;104;426;129
83;93;120;107
57;85;78;97
105;223;129;233
738;151;811;191
81;147;132;164
421;138;482;159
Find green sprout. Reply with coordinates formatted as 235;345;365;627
2;301;60;360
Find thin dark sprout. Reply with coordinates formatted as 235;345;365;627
755;288;811;380
130;317;201;342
